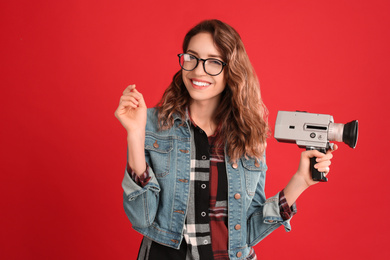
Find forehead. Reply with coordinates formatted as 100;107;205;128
186;32;222;57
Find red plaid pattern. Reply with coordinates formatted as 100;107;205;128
279;189;297;221
127;163;151;187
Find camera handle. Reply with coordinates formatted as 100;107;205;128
306;147;328;182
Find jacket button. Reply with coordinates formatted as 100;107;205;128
232;163;238;169
254;161;260;167
234;193;241;200
153;140;159;148
235;224;241;230
236;251;242;257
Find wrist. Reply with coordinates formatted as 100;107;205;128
284;174;310;207
294;172;311;190
127;130;145;141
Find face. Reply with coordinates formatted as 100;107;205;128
182;32;227;107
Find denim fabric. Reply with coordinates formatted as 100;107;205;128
122;108;293;260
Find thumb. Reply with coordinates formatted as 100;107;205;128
305;149;326;159
132;88;147;108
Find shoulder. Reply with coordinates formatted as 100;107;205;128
145;108;159;132
147;107;158;120
146;107;186;132
145;107;181;133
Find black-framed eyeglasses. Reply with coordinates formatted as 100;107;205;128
178;53;227;76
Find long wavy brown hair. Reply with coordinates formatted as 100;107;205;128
157;19;269;162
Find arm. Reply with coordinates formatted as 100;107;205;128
115;84;147;175
127;131;146;175
284;145;338;206
247;147;336;246
115;85;160;228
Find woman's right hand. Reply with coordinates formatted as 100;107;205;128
115;84;147;133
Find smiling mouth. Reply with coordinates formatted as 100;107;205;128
191;80;211;89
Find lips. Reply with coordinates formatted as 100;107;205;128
191;79;211;89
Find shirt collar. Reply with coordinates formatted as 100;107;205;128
186;107;221;138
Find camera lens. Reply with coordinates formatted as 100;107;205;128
343;120;358;148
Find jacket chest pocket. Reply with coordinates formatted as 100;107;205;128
241;158;267;196
145;136;173;178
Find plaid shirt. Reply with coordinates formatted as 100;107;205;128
129;120;296;259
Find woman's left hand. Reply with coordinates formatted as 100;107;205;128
296;144;338;188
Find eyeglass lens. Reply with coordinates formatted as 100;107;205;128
179;54;223;76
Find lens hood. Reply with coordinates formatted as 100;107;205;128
343;120;359;148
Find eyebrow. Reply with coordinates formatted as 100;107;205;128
187;49;223;60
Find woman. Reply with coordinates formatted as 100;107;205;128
115;19;336;260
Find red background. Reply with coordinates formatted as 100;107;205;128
1;0;389;259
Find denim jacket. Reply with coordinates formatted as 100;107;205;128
122;108;293;260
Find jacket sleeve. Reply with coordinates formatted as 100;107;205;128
122;149;160;228
246;167;295;247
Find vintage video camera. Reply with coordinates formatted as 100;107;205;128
274;111;358;182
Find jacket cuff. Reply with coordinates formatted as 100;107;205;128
127;163;151;187
263;191;297;232
122;163;160;200
279;189;297;221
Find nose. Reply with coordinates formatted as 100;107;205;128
193;60;207;75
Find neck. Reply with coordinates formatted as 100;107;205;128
189;99;220;136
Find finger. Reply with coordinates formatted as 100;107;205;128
314;160;331;169
123;84;136;94
123;88;142;99
119;100;138;109
316;152;333;162
323;167;331;175
120;95;140;105
318;166;330;173
314;160;331;172
122;91;143;101
126;98;139;107
132;88;147;108
326;145;337;155
316;146;337;161
307;149;327;159
120;98;139;109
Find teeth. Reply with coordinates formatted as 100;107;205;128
192;80;210;87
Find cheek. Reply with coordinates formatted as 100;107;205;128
182;74;193;93
181;72;188;83
216;75;226;90
182;71;190;82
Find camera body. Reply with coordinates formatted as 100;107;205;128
274;111;358;181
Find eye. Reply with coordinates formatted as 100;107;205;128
188;54;197;60
209;59;223;66
184;54;197;61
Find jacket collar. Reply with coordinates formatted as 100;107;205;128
172;107;191;125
